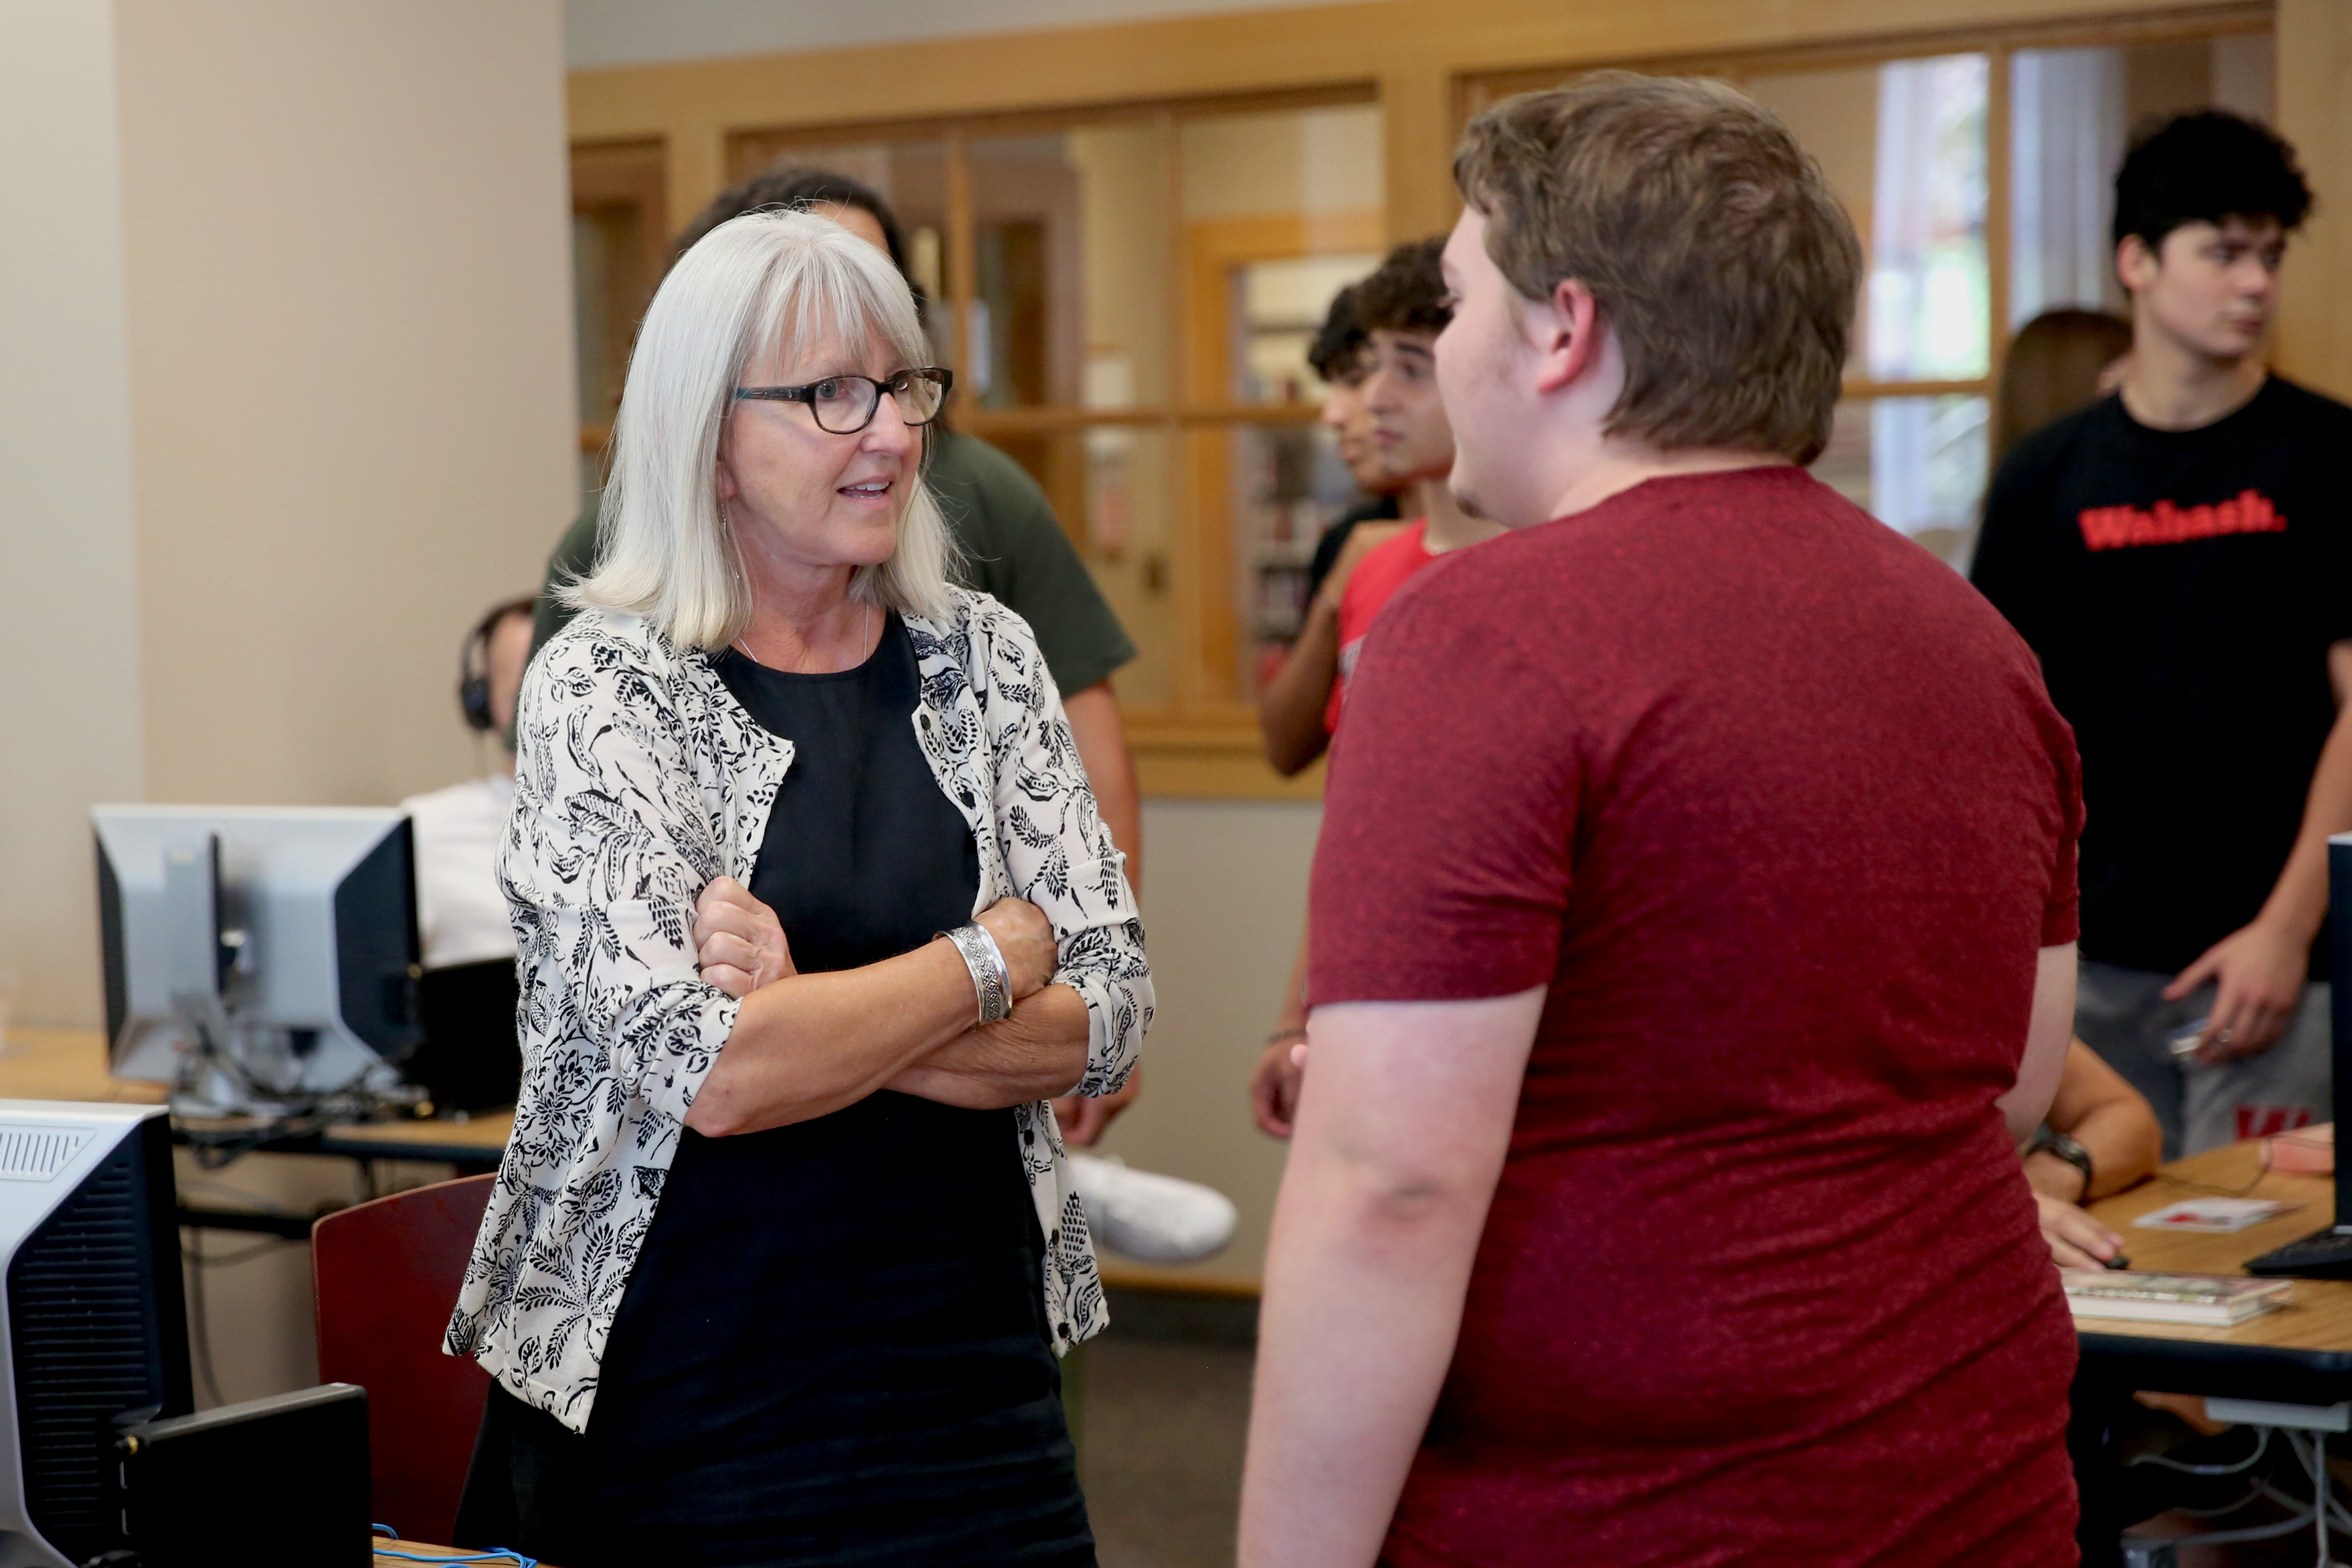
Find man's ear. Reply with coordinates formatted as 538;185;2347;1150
1529;278;1603;396
2115;233;2157;297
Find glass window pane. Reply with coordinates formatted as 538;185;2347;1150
968;125;1173;412
1748;57;1991;382
2010;33;2274;327
1226;419;1364;699
972;425;1179;711
1744;66;1880;368
1814;395;1990;570
1179;103;1386;406
1865;55;1989;380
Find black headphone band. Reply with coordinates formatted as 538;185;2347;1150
459;595;539;732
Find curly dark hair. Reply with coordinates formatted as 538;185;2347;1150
1350;238;1452;338
672;167;917;301
1307;286;1369;382
2113;110;2312;254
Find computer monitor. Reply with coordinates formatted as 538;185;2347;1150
93;806;422;1118
0;1100;191;1567
2242;832;2352;1278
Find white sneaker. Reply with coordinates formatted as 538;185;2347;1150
1066;1152;1237;1264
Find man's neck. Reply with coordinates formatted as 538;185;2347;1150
2119;322;2266;432
1415;476;1503;554
1543;444;1789;524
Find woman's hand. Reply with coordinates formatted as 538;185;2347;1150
1250;1032;1308;1139
974;896;1057;999
695;875;794;998
2036;1192;2127;1271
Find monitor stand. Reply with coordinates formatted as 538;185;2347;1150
2236;836;2352;1281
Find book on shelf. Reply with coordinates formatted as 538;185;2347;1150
2063;1271;2294;1326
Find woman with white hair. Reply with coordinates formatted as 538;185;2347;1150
446;210;1150;1565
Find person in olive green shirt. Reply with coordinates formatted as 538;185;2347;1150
538;167;1144;1143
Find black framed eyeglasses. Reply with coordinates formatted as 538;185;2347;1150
733;367;953;434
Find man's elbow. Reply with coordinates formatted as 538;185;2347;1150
1325;1151;1494;1237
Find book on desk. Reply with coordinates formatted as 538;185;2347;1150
2065;1271;2294;1326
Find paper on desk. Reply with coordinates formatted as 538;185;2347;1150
2132;1198;2296;1233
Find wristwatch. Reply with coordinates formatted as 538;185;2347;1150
2031;1126;2095;1204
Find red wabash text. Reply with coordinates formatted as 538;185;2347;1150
2078;489;2285;551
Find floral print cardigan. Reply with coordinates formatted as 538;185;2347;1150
445;591;1152;1433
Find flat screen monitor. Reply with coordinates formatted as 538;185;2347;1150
0;1101;190;1567
93;806;421;1117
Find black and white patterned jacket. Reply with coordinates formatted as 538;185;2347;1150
444;591;1152;1433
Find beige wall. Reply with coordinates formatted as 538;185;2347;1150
1098;798;1320;1282
0;0;148;1029
1;0;578;1030
116;0;577;814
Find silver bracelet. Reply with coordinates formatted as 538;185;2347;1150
941;923;1013;1025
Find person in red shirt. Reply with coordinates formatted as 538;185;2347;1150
1239;73;2083;1568
1250;239;1502;1136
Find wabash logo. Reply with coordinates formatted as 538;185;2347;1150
2078;489;2286;551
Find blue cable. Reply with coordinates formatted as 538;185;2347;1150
372;1523;539;1567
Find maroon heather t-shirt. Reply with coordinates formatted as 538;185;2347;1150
1311;466;2083;1568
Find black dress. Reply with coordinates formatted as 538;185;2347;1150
455;615;1094;1568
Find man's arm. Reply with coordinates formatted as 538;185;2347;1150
2030;1039;2161;1201
1238;988;1544;1568
1258;523;1404;776
1259;597;1344;776
2163;640;2352;1059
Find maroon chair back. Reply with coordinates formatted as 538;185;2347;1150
312;1173;496;1546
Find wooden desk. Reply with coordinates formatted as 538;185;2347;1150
2078;1139;2352;1402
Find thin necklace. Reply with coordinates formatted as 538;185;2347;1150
736;600;875;674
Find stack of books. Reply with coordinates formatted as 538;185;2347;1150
2063;1271;2293;1326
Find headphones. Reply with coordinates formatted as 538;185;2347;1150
458;596;540;732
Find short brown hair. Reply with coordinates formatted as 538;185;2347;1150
1352;238;1452;338
1453;72;1861;464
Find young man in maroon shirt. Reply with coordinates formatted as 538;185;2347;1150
1239;73;2083;1567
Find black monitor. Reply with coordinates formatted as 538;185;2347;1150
2242;833;2352;1277
0;1101;190;1565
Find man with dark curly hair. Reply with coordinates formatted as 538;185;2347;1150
1247;238;1501;1138
1974;110;2352;1159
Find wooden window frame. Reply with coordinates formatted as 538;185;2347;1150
569;1;2279;798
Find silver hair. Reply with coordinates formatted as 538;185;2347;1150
563;208;958;647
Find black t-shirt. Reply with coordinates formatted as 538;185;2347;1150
1971;376;2352;973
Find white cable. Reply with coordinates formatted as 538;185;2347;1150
2131;1425;2271;1477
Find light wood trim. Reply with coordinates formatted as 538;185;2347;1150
1840;378;1995;402
959;403;1326;434
1985;46;2015;380
944;127;975;412
725;82;1379;164
1099;1260;1266;1299
570;0;2261;144
2274;0;2352;402
1457;1;2272;119
1181;210;1386;709
662;122;727;239
1132;737;1328;800
2082;1138;2352;1352
1381;66;1459;244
